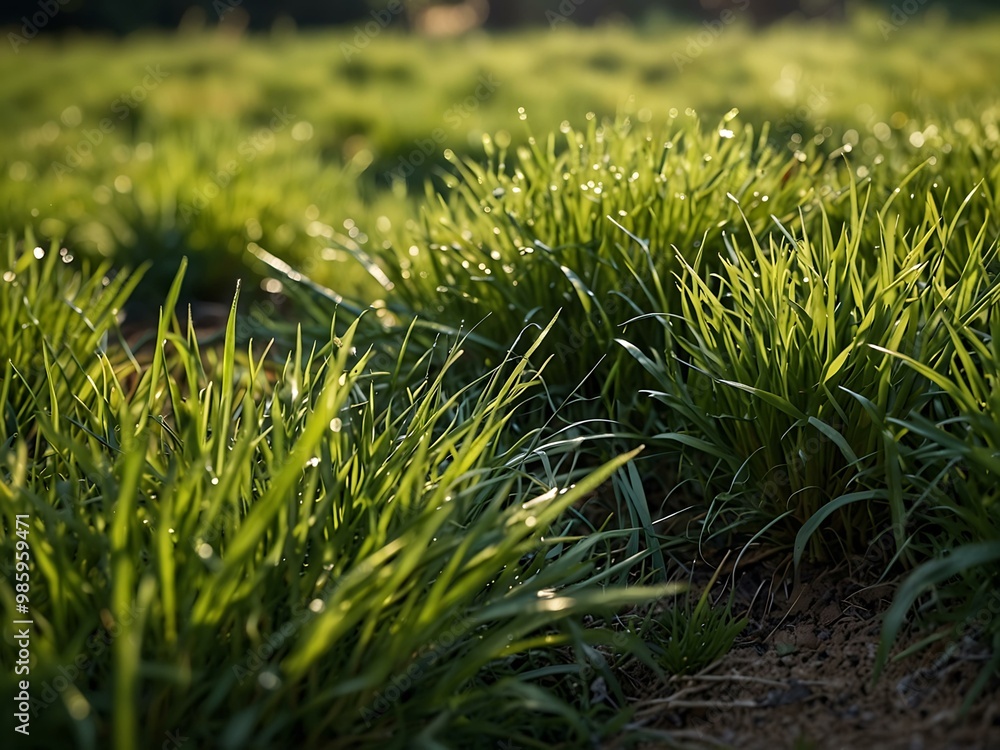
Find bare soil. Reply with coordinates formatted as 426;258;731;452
620;550;1000;749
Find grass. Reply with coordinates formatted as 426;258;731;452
0;242;675;748
2;11;1000;749
2;10;1000;300
643;557;748;676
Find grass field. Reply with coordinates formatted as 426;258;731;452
2;9;1000;749
2;8;998;299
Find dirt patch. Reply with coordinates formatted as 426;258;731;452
621;551;1000;749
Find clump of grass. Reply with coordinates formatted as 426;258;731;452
291;110;1000;692
0;246;670;749
0;233;144;447
620;174;998;561
368;112;833;410
643;561;747;676
873;275;1000;707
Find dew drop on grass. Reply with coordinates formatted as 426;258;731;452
33;246;44;259
66;694;90;720
329;418;342;433
258;672;281;690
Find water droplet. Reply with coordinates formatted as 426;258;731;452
258;671;281;690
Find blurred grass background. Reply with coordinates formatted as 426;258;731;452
2;7;999;303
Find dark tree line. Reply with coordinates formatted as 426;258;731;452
2;0;998;34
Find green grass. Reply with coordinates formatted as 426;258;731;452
0;242;677;748
2;13;1000;749
643;558;747;676
2;11;1000;301
257;109;1000;731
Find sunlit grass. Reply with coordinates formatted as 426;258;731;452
2;14;999;301
1;14;1000;747
0;243;677;749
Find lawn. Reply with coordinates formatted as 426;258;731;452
1;8;1000;749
